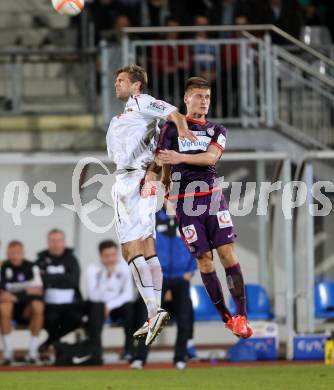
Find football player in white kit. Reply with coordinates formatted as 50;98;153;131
107;65;196;346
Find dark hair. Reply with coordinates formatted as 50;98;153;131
194;14;210;23
115;64;148;92
48;229;65;238
99;240;118;254
185;77;210;93
165;16;179;25
7;240;23;249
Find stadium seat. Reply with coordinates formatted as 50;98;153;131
315;281;334;319
190;285;221;321
229;284;274;321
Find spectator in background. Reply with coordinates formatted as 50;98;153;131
298;1;333;42
36;229;83;353
86;240;134;361
141;0;170;27
257;0;302;44
169;0;209;25
89;0;127;44
109;14;131;43
192;15;218;116
0;241;43;365
210;0;239;37
299;0;322;25
221;13;250;117
95;14;131;96
116;0;142;26
324;0;334;42
151;17;191;106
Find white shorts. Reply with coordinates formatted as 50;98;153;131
112;169;157;244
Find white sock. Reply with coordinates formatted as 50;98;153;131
129;255;158;319
3;334;13;359
29;336;40;359
146;255;163;308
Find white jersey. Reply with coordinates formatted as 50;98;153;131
106;94;177;170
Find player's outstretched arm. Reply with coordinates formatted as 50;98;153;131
158;144;222;167
167;111;197;143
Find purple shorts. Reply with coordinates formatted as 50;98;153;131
175;191;236;258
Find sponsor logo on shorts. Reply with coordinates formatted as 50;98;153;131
182;224;198;243
217;210;233;229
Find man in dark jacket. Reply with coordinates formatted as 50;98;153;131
0;241;44;364
36;229;83;352
255;0;302;44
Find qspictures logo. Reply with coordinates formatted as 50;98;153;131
1;157;334;233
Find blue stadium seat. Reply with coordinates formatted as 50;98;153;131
315;281;334;319
190;285;221;321
229;284;274;321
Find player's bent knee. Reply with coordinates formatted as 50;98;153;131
122;241;144;262
197;253;215;273
218;243;237;267
0;302;13;316
121;246;130;262
198;262;215;273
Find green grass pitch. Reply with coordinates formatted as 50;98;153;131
0;365;333;390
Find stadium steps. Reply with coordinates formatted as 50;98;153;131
0;0;74;49
0;124;316;157
0;114;105;151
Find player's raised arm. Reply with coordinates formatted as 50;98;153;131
167;111;197;143
139;96;196;142
158;144;222;167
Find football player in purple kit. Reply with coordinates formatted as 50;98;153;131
144;77;252;338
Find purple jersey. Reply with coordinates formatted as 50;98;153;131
157;118;227;197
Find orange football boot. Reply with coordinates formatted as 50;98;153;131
232;315;253;339
225;317;234;333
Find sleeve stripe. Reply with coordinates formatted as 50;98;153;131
134;97;140;111
210;141;225;152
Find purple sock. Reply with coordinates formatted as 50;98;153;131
225;263;246;316
200;271;232;323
